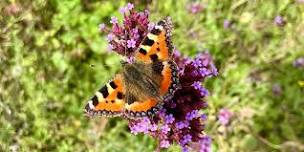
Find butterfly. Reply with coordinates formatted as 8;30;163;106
84;18;180;119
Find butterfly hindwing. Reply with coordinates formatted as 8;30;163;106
135;17;173;63
84;74;125;117
153;60;179;100
124;96;162;118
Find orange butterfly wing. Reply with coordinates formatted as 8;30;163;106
134;17;174;63
84;74;125;117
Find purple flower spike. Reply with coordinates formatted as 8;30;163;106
99;4;217;151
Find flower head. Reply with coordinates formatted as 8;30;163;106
102;3;149;56
297;0;304;4
148;22;155;31
127;39;136;48
218;108;233;126
272;83;282;96
106;33;115;42
119;7;128;14
100;3;217;151
274;15;286;26
99;23;106;31
165;114;175;124
293;57;304;68
188;3;204;14
180;134;192;146
176;121;190;129
199;136;212;152
127;3;134;10
223;19;231;29
160;140;170;148
110;16;118;24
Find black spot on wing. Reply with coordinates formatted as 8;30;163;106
157;47;160;51
109;81;117;89
99;86;109;98
117;92;123;99
151;28;162;35
149;54;159;62
142;37;154;46
139;48;147;55
152;61;164;74
91;96;98;106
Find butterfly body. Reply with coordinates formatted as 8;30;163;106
122;61;161;101
85;18;179;119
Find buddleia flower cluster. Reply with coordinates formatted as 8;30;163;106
99;3;217;152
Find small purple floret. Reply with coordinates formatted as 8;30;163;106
165;114;175;124
160;140;170;148
127;39;136;48
274;15;286;26
110;16;118;24
293;57;304;68
218;108;233;126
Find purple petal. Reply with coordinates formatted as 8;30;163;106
160;140;170;148
165;114;175;124
110;16;118;24
99;23;106;31
106;34;115;42
119;7;127;14
127;3;134;10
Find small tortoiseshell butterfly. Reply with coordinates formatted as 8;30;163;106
84;18;179;119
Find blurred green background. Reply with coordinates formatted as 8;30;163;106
1;0;303;151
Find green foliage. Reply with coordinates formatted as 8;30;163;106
1;0;303;151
